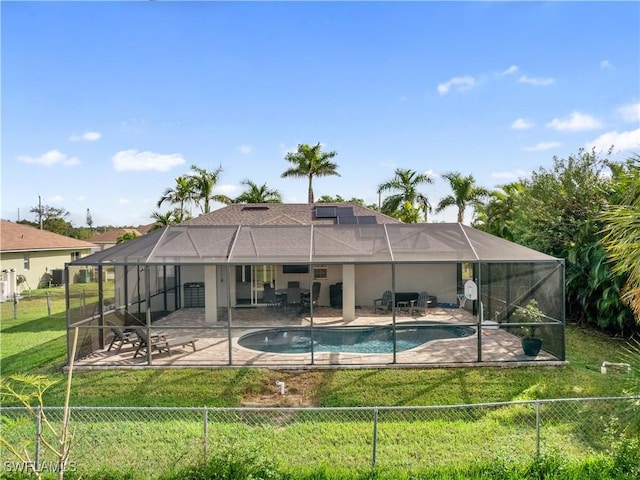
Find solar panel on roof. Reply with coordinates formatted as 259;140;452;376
315;206;337;218
357;216;377;224
336;206;354;216
337;215;358;224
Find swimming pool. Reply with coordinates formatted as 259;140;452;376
237;324;476;354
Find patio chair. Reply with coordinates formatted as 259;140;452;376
411;291;431;317
106;321;139;352
303;282;321;311
133;328;197;358
263;285;280;309
285;287;303;315
373;290;392;313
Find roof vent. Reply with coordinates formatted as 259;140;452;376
242;206;270;211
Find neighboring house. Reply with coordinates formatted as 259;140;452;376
68;203;566;368
87;224;157;251
0;220;96;297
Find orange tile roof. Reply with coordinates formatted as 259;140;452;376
0;220;96;252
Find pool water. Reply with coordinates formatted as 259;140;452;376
238;324;476;354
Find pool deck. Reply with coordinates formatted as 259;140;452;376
74;306;564;369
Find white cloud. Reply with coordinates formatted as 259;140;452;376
586;128;640;153
69;131;101;142
500;65;519;76
491;170;529;179
112;149;185;172
239;145;252;155
423;169;438;180
77;195;86;202
118;198;130;206
600;60;612;70
48;195;64;204
618;103;640;123
215;184;237;195
518;75;555;86
437;76;476;95
511;118;533;130
523;142;562;152
547;112;602;132
17;149;80;167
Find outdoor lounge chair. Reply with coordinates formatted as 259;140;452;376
106;321;139;352
133;328;198;358
373;290;392;313
411;291;431;317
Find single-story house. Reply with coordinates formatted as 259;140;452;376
0;220;96;299
66;203;566;369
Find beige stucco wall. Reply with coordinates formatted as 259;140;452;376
355;263;458;307
1;249;93;290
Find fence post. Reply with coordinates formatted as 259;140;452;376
371;407;378;469
46;292;51;318
203;407;209;461
35;406;41;472
535;401;541;457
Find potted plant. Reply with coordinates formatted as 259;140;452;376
514;299;544;356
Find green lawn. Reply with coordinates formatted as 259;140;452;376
0;287;631;407
1;288;638;480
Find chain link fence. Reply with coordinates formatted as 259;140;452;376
2;396;637;477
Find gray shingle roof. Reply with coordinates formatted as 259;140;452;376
183;203;402;226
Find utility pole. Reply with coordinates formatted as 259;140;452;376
38;195;43;229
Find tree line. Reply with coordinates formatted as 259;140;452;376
151;142;490;225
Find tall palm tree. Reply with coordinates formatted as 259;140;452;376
157;175;195;223
188;165;231;213
435;171;490;224
377;168;433;222
281;143;339;203
233;180;282;204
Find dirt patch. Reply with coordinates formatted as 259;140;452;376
241;370;325;407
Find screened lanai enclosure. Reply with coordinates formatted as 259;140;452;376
66;223;565;368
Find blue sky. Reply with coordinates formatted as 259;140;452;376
2;1;639;227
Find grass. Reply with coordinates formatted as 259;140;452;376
2;287;638;479
0;286;632;407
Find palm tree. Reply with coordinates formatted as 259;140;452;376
600;155;640;433
149;209;183;231
473;181;524;240
157;175;195;223
233;180;282;204
188;165;231;213
435;172;490;223
377;168;433;222
600;159;640;320
281;143;339;203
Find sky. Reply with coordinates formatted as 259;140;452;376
2;1;639;228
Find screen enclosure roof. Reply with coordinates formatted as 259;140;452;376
71;223;560;266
